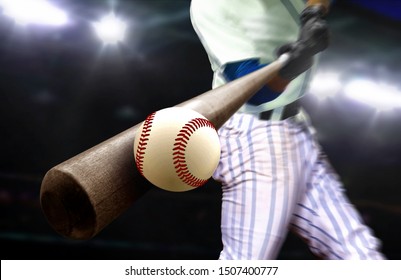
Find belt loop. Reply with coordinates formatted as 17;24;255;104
259;101;300;121
271;107;284;121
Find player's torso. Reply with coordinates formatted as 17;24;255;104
191;0;304;64
225;0;303;62
191;0;312;111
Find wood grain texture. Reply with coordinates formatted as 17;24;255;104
40;59;284;240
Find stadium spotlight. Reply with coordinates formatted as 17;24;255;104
93;13;127;44
309;71;342;100
344;79;401;111
0;0;68;26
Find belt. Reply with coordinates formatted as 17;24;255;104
259;101;300;120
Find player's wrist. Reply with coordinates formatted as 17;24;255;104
268;75;290;92
305;0;330;14
300;4;327;25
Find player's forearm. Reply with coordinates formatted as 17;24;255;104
306;0;330;13
266;75;290;93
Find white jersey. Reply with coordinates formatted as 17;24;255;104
190;0;313;114
190;0;385;260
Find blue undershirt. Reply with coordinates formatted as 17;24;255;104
223;59;282;105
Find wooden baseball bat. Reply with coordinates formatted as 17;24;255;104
40;56;288;240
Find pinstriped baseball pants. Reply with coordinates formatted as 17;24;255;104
214;112;385;260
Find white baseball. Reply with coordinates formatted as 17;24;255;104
133;107;221;192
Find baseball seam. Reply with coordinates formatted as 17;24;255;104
135;111;156;176
173;118;216;188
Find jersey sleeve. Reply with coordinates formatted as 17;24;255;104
190;0;314;112
224;59;282;104
190;0;261;71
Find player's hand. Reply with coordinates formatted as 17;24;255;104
299;4;329;56
277;4;329;80
276;42;313;81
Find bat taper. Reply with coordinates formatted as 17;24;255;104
40;56;287;240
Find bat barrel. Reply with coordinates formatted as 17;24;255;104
41;168;97;239
40;59;284;239
40;125;151;240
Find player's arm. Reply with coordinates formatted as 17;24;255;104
278;0;330;80
305;0;330;14
223;0;331;104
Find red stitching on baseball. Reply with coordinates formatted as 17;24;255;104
135;111;156;176
173;118;216;188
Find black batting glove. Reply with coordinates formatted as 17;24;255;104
276;42;313;81
299;4;329;56
300;4;327;25
277;4;329;80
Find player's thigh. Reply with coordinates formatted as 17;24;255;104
220;169;295;259
217;116;304;259
291;155;385;259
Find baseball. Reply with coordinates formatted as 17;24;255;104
133;107;221;192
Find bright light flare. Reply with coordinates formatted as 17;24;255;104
344;79;401;111
0;0;68;26
93;14;127;44
309;72;342;100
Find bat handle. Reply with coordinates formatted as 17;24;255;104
278;53;290;64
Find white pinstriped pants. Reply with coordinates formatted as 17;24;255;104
214;112;385;260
